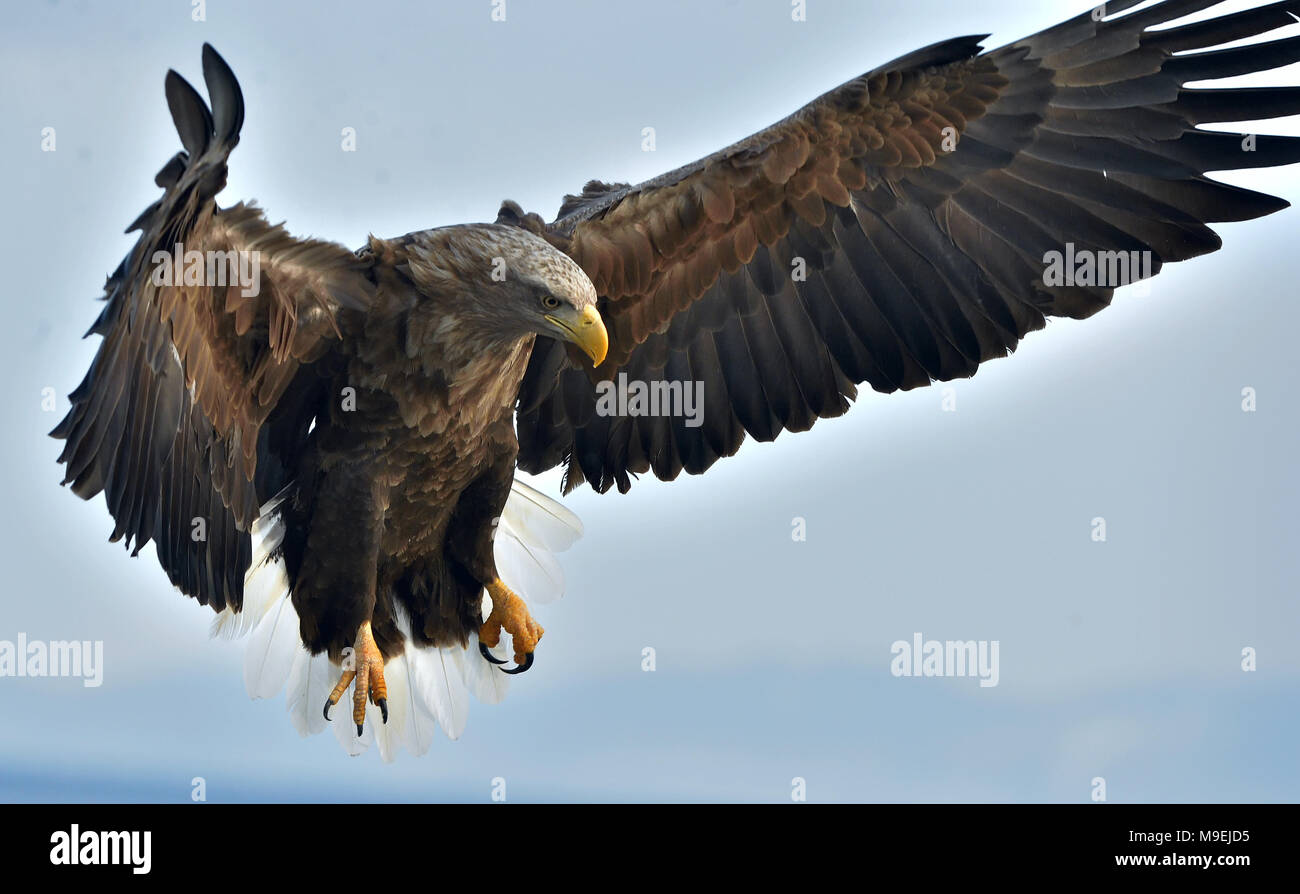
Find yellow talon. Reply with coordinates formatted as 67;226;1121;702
480;578;543;666
323;620;388;732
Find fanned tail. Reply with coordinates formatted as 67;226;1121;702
211;477;582;759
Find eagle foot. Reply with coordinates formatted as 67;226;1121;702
323;620;388;734
478;578;543;674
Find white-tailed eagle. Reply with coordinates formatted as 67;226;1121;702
53;0;1300;757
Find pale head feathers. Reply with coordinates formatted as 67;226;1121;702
401;223;596;322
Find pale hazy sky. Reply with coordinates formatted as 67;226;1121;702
1;0;1297;802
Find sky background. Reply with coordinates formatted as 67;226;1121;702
0;0;1297;803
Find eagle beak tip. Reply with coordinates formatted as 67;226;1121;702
549;306;608;368
579;305;608;367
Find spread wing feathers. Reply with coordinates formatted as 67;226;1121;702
517;0;1300;493
221;478;576;758
51;44;374;611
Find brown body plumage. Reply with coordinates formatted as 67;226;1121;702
284;231;548;659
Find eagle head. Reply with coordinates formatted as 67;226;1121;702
402;224;608;367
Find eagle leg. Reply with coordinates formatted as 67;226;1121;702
478;578;543;674
322;620;389;734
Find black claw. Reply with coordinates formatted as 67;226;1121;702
356;722;364;736
377;698;388;724
479;641;507;665
501;651;535;675
323;700;333;722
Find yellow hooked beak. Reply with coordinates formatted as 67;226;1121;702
546;304;608;367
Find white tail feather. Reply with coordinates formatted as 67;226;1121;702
372;655;408;762
461;633;511;705
211;503;290;639
248;494;288;565
332;699;377;757
499;479;583;552
495;528;567;605
433;648;470;740
287;647;336;738
243;593;298;699
217;478;580;758
390;603;471;745
493;479;582;606
391;652;439;757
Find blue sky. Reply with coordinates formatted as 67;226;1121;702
1;0;1297;802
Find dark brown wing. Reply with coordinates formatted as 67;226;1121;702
52;45;374;611
517;0;1300;493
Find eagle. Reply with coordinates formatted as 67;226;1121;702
54;0;1300;758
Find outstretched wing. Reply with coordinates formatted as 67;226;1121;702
516;0;1300;493
53;45;374;611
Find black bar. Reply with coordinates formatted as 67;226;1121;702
2;804;1287;879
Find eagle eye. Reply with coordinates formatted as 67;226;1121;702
541;294;561;310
